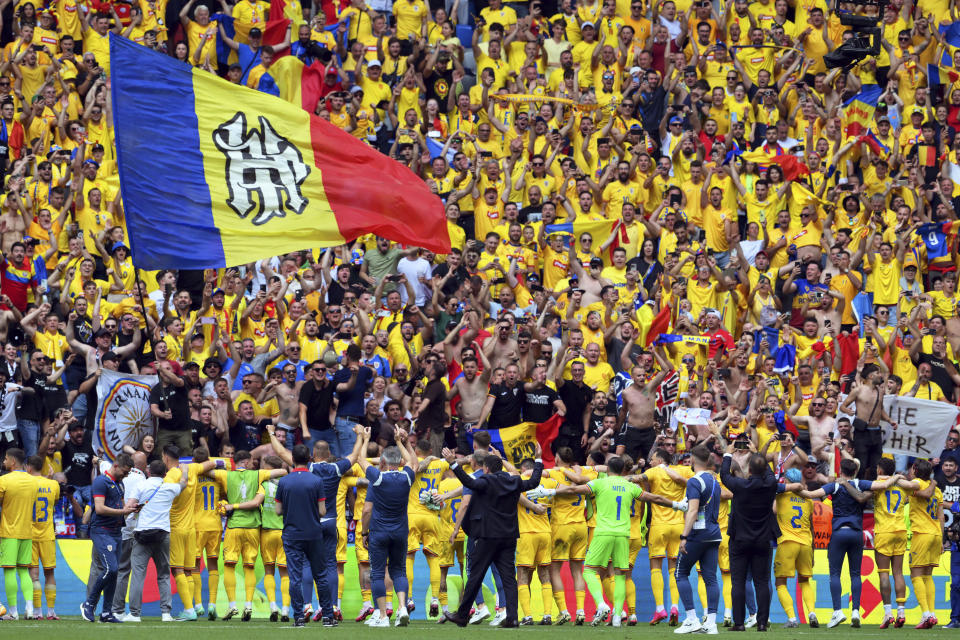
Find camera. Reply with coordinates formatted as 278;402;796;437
824;0;886;69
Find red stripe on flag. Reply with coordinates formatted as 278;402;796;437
536;414;563;467
644;304;671;346
307;116;450;253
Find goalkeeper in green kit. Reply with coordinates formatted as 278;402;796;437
538;456;688;627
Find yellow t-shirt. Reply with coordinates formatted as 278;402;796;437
0;470;39;538
194;473;222;532
644;464;693;525
775;491;812;545
872;476;907;534
32;475;60;541
909;478;942;536
164;462;202;531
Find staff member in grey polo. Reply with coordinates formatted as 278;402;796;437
123;460;189;621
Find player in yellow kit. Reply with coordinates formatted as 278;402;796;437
354;448;378;622
194;448;223;620
27;455;58;619
639;446;693;625
625;455;645;626
517;458;558;625
772;469;815;628
337;461;362;618
436;469;465;620
873;458;909;628
900;459;943;629
407;438;449;617
545;447;589;624
162;444;219;621
0;447;38;619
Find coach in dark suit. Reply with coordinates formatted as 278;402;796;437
720;448;780;631
441;446;543;627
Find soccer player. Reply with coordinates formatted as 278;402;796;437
82;453;136;623
258;455;290;621
162;443;219;621
436;467;465;619
639;446;693;625
353;441;381;621
27;454;59;619
673;445;722;635
900;459;944;629
407;437;449;617
554;455;684;627
624;455;645;626
545;447;589;624
0;448;39;620
773;468;816;628
358;426;417;627
210;449;287;621
516;457;557;625
800;459;901;628
873;458;909;628
193;447;223;620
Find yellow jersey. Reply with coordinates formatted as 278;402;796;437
518;474;556;534
546;467;587;525
337;463;362;530
164;462;203;532
644;464;693;525
353;458;376;520
629;491;646;539
0;470;39;539
195;473;222;532
32;476;60;541
872;476;907;534
775;491;812;545
408;457;450;516
910;479;943;536
438;476;464;539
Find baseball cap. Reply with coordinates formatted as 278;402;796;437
94;328;112;339
912;108;924;116
101;350;118;361
211;287;225;296
589;257;603;267
326;66;338;75
109;241;128;253
581;20;595;28
704;308;721;319
249;27;263;37
903;253;918;270
670;116;683;124
367;58;382;67
350;85;363;94
628;66;642;75
756;250;768;258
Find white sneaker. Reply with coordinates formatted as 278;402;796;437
674;618;703;634
370;614;390;627
611;615;622;628
161;613;173;622
365;611;382;626
851;610;861;628
122;614;142;622
395;607;409;627
702;622;719;635
470;605;490;624
592;604;610;627
745;614;757;628
828;611;846;629
489;608;507;626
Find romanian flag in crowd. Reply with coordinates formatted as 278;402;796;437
640;302;671;346
842;84;883;137
467;414;563;467
739;148;809;181
256;55;325;112
858;130;890;155
110;35;448;270
270;0;306;31
544;219;625;259
928;64;960;86
212;14;291;66
940;21;960;48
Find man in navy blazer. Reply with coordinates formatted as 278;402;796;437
441;445;544;627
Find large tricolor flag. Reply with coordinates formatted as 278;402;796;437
110;35;448;270
842;84;883;137
544;218;625;260
738;148;809;181
256;55;326;112
466;414;563;467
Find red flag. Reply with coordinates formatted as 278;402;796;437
833;331;860;377
644;305;672;347
773;154;810;182
784;416;799;439
536;414;563;467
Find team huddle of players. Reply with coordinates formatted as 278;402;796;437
0;425;945;627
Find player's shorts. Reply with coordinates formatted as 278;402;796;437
260;528;286;567
354;520;369;564
628;537;643;568
0;538;31;568
874;531;907;558
517;531;552;567
648;522;684;559
407;512;440;555
224;528;260;566
718;535;730;572
169;529;197;569
196;529;222;561
30;539;56;569
440;536;465;568
551;522;588;562
910;532;941;568
774;541;813;579
584;534;630;571
337;521;347;564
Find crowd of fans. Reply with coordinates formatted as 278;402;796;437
0;0;959;624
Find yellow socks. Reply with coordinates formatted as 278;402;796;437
264;573;276;605
554;589;567;614
800;579;815;613
193;571;203;606
32;578;41;609
427;555;441;599
174;573;194;611
602;576;614;607
913;576;928;613
777;584;795;619
625;577;636;615
338;571;345;601
542;583;553;617
575;589;585;611
924;575;936;612
243;567;256;603
45;584;55;611
281;574;290;609
362;588;372;604
651;568;665;608
208;565;219;606
669;573;679;609
722;572;732;613
224;565;237;603
519;585;532;617
406;555;415;593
